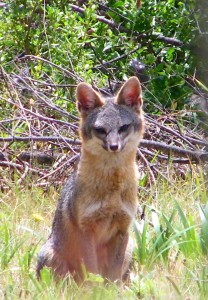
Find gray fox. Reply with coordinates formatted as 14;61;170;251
36;76;144;283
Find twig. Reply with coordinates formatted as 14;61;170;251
0;117;33;124
26;78;77;88
17;164;29;185
137;148;156;184
0;161;23;169
146;115;197;149
12;73;78;120
17;55;83;82
0;161;45;176
184;136;208;147
93;44;141;69
24;0;40;53
1;96;78;130
37;154;79;182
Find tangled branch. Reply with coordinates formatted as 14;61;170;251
0;136;207;163
0;57;207;190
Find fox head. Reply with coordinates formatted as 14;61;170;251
76;77;144;155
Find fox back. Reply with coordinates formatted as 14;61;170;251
37;76;144;283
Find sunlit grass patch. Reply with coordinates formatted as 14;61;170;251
0;169;207;299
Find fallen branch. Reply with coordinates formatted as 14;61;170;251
19;152;56;165
140;140;208;163
0;161;46;176
145;115;197;149
1;136;208;163
141;148;191;164
0;136;80;145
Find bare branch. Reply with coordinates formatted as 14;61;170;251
0;161;46;176
70;4;183;46
140;140;208;163
93;44;141;69
0;136;80;145
1;96;78;130
146;115;197;149
137;148;156;184
141;148;192;164
0;136;207;163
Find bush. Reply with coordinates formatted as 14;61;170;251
0;0;197;112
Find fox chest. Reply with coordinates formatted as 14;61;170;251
76;193;137;244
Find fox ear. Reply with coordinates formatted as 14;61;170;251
116;77;143;112
76;83;104;115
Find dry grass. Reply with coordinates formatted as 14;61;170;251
0;166;208;299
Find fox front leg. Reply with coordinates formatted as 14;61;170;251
105;233;130;282
78;230;99;279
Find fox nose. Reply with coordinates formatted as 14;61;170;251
109;144;119;152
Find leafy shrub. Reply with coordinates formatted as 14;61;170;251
0;0;197;113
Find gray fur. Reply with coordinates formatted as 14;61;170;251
82;99;142;143
36;78;144;281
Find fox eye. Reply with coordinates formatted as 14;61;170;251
94;127;106;135
119;124;130;133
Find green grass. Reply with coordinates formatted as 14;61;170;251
0;168;208;299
